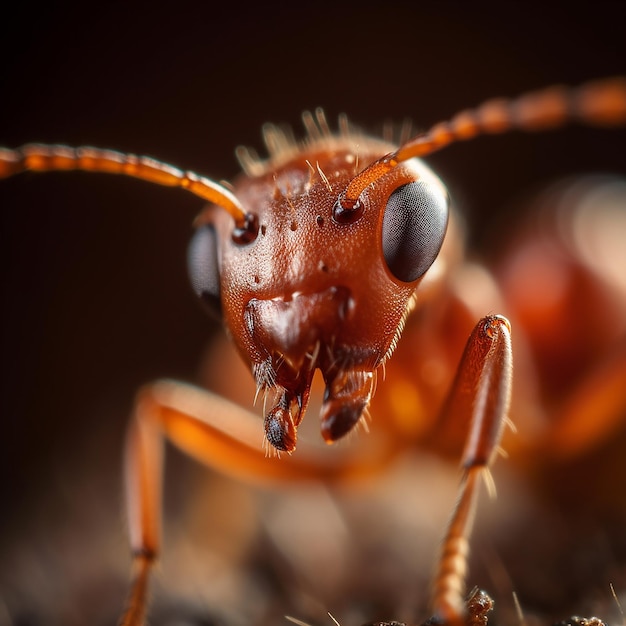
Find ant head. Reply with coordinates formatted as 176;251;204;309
188;117;448;452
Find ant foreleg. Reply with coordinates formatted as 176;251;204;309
120;380;302;625
430;315;512;625
119;379;401;625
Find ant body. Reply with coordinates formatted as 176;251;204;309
1;78;625;625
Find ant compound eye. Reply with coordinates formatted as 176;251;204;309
382;180;449;283
187;224;222;320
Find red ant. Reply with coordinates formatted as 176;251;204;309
1;77;625;625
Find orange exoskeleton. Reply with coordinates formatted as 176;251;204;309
1;77;625;625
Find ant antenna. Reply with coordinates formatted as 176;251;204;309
0;144;252;232
339;76;626;210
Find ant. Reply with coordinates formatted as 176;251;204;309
1;77;625;626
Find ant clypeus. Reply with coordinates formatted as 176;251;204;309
1;77;626;626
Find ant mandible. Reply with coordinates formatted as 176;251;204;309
1;77;626;626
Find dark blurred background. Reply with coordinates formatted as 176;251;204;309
1;2;625;625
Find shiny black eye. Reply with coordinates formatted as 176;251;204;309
187;224;221;320
382;180;449;283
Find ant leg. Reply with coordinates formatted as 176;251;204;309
430;315;513;625
119;380;292;625
118;379;399;625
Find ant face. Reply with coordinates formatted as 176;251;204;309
189;139;448;451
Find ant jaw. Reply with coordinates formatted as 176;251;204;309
320;366;375;443
262;363;376;452
264;401;298;453
260;369;314;454
319;396;367;442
